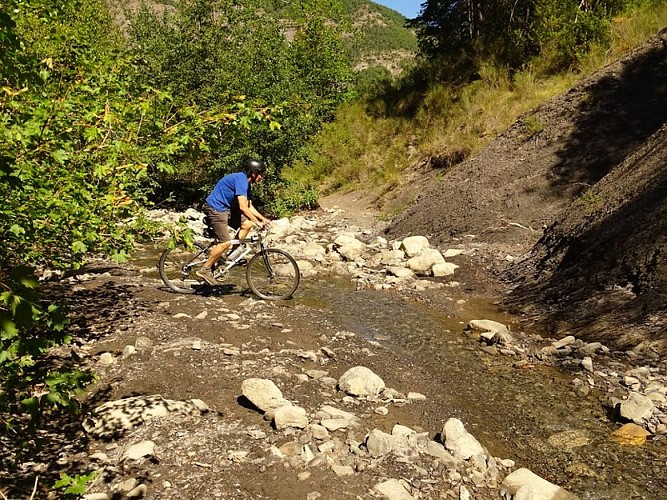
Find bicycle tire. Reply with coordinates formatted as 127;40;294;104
246;248;300;300
158;241;209;294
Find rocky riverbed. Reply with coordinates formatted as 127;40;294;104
6;196;667;500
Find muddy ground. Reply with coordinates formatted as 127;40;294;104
2;193;666;500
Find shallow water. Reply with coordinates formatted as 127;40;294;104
301;278;667;500
137;244;667;499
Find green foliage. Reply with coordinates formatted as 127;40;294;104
0;266;94;419
355;66;394;98
410;0;650;78
52;471;97;498
126;0;353;209
266;186;320;218
575;188;605;214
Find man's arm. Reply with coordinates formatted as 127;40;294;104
237;196;269;225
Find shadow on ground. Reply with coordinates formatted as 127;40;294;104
0;278;147;497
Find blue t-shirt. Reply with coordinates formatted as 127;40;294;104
205;172;249;212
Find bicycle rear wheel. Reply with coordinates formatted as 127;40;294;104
158;241;209;294
246;248;300;300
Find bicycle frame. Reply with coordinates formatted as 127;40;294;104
159;224;298;298
206;228;276;278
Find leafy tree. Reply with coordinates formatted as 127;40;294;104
126;0;353;204
410;0;648;77
0;0;275;424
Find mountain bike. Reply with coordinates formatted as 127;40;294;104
158;225;300;300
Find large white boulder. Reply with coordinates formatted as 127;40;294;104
406;248;446;274
400;236;430;257
333;234;368;261
442;418;485;459
241;378;290;413
501;468;578;500
338;366;385;397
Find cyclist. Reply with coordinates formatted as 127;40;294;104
196;159;271;285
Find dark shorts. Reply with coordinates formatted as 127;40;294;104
202;202;244;242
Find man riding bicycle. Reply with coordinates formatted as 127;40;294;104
196;159;271;285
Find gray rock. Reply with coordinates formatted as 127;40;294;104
391;424;416;437
321;418;351;432
432;262;459;277
319;405;358;422
581;357;594;372
400;236;430;257
331;464;355;476
406;248;446;274
366;429;397;457
468;319;507;332
552;336;576;349
442;418;485;460
501;468;577;500
241;378;291;413
387;266;413;278
127;484;148;498
274;405;308;430
374;478;415;500
310;424;330;440
338;366;385;397
98;352;115;365
333;234;368;261
123;441;156;461
619;392;655;423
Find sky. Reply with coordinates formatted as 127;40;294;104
374;1;422;19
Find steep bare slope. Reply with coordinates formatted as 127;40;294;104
504;125;667;354
386;29;667;353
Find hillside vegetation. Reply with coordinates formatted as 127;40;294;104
295;0;667;206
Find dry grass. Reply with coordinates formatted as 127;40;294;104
292;3;667;201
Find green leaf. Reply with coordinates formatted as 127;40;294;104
52;473;72;490
72;241;88;254
9;224;25;236
84;127;99;142
111;249;129;263
51;149;68;164
20;396;40;415
0;314;18;339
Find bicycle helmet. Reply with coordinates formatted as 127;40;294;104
244;158;266;175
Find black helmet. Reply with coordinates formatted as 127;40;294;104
244;158;266;175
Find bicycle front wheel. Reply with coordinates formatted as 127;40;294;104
158;241;209;294
246;248;300;300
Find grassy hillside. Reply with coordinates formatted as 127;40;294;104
290;1;667;212
111;0;416;73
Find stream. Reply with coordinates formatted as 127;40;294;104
299;278;667;500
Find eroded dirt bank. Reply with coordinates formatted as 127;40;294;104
385;29;667;355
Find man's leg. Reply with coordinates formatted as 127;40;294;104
198;204;232;284
204;240;231;268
